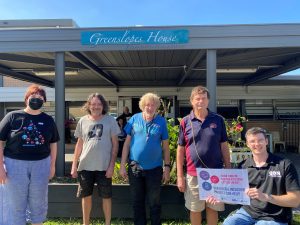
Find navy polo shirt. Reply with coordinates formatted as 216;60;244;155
241;153;300;223
178;110;228;176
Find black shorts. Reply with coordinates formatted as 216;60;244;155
77;170;112;198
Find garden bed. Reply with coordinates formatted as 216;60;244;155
48;183;188;219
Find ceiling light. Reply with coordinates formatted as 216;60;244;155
33;70;79;76
216;68;257;73
192;68;257;73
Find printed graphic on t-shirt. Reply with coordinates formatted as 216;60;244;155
87;124;103;141
21;120;45;147
268;170;281;178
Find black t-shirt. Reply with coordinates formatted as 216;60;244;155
116;112;132;126
0;110;60;160
241;153;300;223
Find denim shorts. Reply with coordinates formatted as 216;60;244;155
4;156;51;225
222;208;288;225
77;170;112;198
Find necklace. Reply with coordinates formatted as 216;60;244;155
146;122;152;141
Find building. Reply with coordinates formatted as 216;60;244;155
1;19;300;175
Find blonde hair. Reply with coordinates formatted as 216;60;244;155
139;93;161;111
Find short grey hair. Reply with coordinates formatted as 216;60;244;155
190;86;210;102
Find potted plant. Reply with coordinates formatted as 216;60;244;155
225;116;252;165
225;116;247;147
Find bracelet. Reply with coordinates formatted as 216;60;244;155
164;164;171;168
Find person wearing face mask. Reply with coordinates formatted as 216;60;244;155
71;93;120;225
0;84;59;225
120;93;170;225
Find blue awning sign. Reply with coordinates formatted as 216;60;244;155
81;30;189;45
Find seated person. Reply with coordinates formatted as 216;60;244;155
223;127;300;225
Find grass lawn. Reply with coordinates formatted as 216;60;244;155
44;215;300;225
45;218;192;225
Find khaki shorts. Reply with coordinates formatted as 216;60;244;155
184;174;224;212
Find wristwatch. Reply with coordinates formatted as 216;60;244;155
164;164;171;169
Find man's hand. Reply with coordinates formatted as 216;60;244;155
247;187;268;202
162;167;170;184
177;176;186;192
71;166;78;179
119;164;128;179
206;196;221;205
105;165;114;178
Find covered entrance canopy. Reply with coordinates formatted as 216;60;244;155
1;21;300;88
1;20;300;175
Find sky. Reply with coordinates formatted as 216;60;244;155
0;0;299;75
0;0;300;28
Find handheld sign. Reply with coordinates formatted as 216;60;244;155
197;168;250;205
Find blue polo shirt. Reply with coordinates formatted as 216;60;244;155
178;110;228;176
124;112;169;170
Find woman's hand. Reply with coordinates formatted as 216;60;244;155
49;165;55;180
0;165;7;184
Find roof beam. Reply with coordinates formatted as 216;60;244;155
68;52;118;87
217;49;300;67
243;56;300;86
177;50;206;86
97;66;184;70
0;53;86;69
0;65;53;87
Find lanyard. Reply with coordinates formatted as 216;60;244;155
189;115;208;168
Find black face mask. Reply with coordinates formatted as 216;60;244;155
29;98;44;110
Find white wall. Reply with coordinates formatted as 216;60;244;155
0;86;299;103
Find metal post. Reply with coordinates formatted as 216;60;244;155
206;49;217;112
55;52;65;177
173;95;179;118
